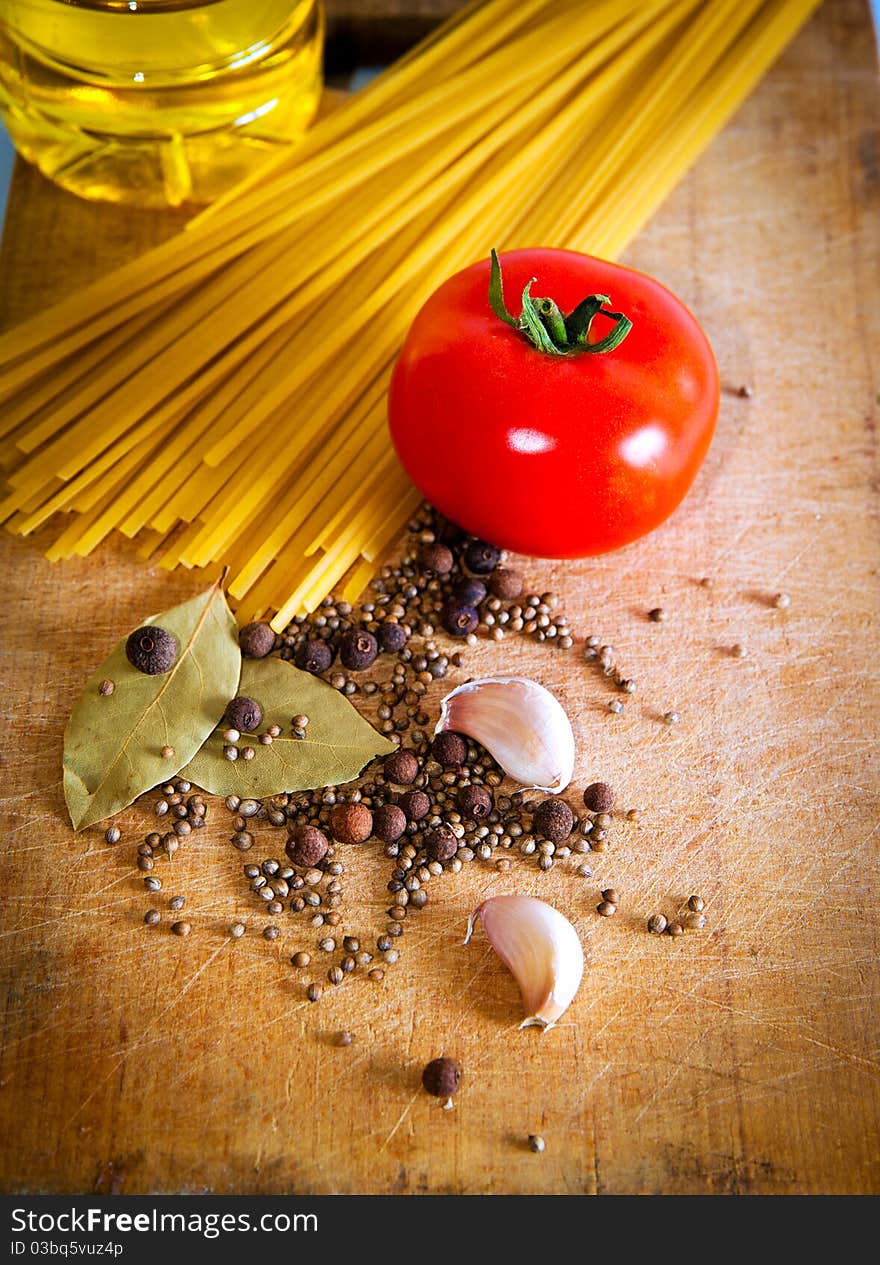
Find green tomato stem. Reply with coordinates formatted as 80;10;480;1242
488;248;632;358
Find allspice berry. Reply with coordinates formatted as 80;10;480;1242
226;695;263;734
463;539;501;574
431;731;468;766
372;803;407;843
426;827;458;862
295;638;333;673
339;628;378;671
453;577;487;606
440;600;478;638
399;789;431;822
286;824;329;868
330;802;373;845
384;750;420;785
378;623;408;653
583;781;614;813
418;542;454;575
457;784;493;820
533;798;574;843
421;1056;462;1100
489;568;523;600
125;625;177;675
239;621;275;658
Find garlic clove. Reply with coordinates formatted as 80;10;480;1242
465;894;584;1032
436;677;575;792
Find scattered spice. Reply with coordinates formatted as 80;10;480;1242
687;894;704;912
583;782;614;813
143;909;160;926
463;539;501;573
372;803;407;842
225;695;263;734
339;628;378;671
662;711;680;725
596;900;617;917
419;542;454;575
648;607;667;623
171;920;191;937
286;824;329;867
426;827;458;863
295;638;334;673
334;1030;355;1047
421;1057;462;1100
667;920;684;937
99;679;115;696
534;799;574;843
528;1134;546;1154
160;745;175;760
431;731;468;766
457;783;493;820
440;600;479;637
125;625;178;675
384;750;419;785
229;922;246;938
239;621;275;658
330;802;373;844
773;591;791;610
647;913;667;935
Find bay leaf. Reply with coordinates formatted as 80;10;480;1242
64;580;240;830
181;657;395;797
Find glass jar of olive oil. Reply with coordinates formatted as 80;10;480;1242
0;0;324;207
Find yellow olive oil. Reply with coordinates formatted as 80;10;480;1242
0;0;324;206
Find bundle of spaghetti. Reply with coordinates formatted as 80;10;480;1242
0;0;820;627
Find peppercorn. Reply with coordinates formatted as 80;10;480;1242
104;825;121;845
378;623;408;653
426;827;458;863
463;539;501;574
432;731;468;766
239;621;275;658
418;542;454;575
399;789;431;822
667;920;684;937
489;568;523;600
295;638;333;673
583;781;614;813
171;920;191;937
687;894;705;912
601;888;620;904
434;514;466;545
339;628;378;671
125;625;177;675
457;784;493;820
421;1057;462;1099
648;607;667;623
99;679;115;696
384;750;419;784
373;804;407;843
533;798;574;843
330;802;373;845
440;600;478;637
453;577;487;607
647;913;667;935
226;695;263;733
596;900;616;917
285;824;329;868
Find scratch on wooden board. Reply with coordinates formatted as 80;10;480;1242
65;939;231;1126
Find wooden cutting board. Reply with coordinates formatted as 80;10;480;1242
1;0;878;1195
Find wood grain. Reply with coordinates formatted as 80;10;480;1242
1;0;878;1196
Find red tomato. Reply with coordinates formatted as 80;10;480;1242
388;248;719;557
